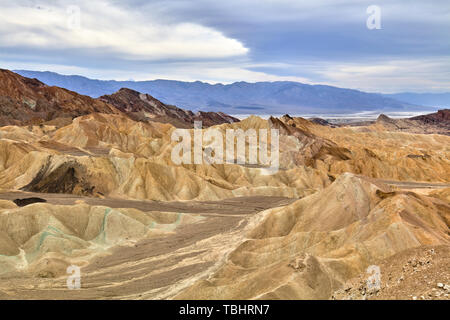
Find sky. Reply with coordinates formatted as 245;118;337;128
0;0;449;93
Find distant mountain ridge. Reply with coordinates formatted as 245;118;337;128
14;70;431;115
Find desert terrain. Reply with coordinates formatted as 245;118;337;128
0;70;448;300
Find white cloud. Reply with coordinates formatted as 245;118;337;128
0;0;248;60
1;0;448;93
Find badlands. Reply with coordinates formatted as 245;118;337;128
0;69;448;299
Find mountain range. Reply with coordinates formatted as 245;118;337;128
14;70;446;115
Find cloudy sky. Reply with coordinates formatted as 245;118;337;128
0;0;449;93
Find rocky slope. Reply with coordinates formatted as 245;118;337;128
0;113;332;200
0;200;192;277
0;69;121;126
99;88;239;128
332;245;450;300
0;110;449;202
372;109;450;135
176;174;449;299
